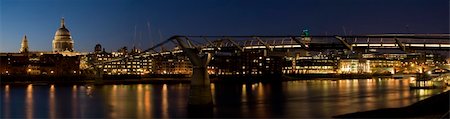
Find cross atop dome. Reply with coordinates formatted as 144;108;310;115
60;17;65;28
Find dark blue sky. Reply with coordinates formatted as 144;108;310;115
1;0;448;52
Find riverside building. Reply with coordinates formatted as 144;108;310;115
88;46;152;75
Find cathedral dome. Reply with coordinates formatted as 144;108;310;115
54;18;71;36
52;18;74;52
55;27;71;36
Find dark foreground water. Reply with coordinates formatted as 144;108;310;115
1;78;447;118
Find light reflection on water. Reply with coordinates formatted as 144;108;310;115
71;85;77;118
49;85;55;119
1;78;447;118
3;85;10;119
161;84;168;119
26;84;33;119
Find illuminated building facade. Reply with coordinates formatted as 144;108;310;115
362;53;403;74
287;54;338;74
88;46;152;75
209;50;289;77
88;46;194;77
87;47;448;78
0;53;81;76
338;59;371;74
151;50;192;75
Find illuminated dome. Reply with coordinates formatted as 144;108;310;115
55;26;71;36
52;18;74;52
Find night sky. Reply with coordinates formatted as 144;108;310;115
1;0;448;52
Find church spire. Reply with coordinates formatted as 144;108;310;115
20;35;29;53
60;17;65;28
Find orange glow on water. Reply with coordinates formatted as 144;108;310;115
71;85;78;118
4;85;10;118
26;84;33;119
49;85;56;119
137;84;144;118
5;85;9;92
144;89;152;118
162;84;168;118
242;84;247;102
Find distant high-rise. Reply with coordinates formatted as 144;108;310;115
20;35;29;53
52;18;74;52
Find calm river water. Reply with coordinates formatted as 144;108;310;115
1;78;447;118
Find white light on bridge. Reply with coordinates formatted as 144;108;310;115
202;48;214;51
382;44;396;47
369;44;382;47
292;45;302;48
353;44;369;47
441;44;450;47
425;44;440;47
410;44;424;47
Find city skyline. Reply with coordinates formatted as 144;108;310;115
1;1;450;118
1;0;448;52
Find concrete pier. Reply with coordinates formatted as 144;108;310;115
174;37;214;107
189;60;213;106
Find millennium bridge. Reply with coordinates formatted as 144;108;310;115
92;34;450;107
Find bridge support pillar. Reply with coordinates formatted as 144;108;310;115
189;60;213;107
174;37;213;108
187;53;213;117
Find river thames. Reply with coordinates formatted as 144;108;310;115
1;78;447;118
